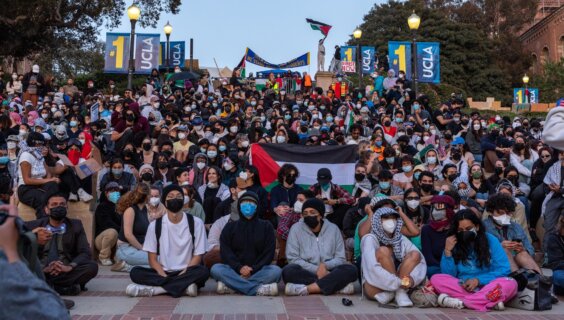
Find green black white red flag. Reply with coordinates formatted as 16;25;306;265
306;18;332;37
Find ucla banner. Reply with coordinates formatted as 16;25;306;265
361;46;375;75
135;34;159;74
513;88;539;104
416;42;440;83
104;33;131;74
388;41;412;80
340;46;356;72
159;41;186;68
245;48;309;69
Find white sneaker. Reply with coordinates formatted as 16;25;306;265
186;283;198;297
216;281;235;295
338;283;355;295
99;258;113;266
78;188;93;202
69;193;78;201
374;291;395;304
492;301;505;311
111;260;132;273
395;288;413;307
256;283;279;296
285;283;308;296
126;284;154;297
438;293;464;309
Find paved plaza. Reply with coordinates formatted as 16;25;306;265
69;266;564;320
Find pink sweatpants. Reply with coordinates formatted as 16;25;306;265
430;274;518;311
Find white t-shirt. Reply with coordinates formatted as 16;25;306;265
18;151;47;186
393;172;413;185
143;213;207;271
207;215;230;251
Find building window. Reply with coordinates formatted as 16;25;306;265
541;47;550;64
560;36;564;58
532;53;539;74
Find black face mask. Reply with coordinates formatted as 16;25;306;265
421;183;434;193
384;121;391;127
165;120;172;126
355;173;366;182
126;114;135;122
141;172;153;181
447;173;458;182
166;199;184;213
514;143;525;151
452;151;462;161
304;216;320;229
458;229;477;243
285;175;296;185
158;162;168;169
142;143;152;151
461;119;469;126
495;167;503;175
50;206;67;221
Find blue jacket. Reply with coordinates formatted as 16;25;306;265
482;217;534;256
440;233;511;286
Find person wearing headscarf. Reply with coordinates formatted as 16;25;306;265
361;207;426;307
187;153;209;190
421;195;455;277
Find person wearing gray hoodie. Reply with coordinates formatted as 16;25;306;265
283;198;358;296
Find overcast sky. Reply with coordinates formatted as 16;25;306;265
101;0;382;74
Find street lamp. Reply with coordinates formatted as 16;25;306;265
523;74;530;103
353;28;362;89
408;11;421;97
164;21;173;73
127;3;141;90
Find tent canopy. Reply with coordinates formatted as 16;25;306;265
202;66;233;78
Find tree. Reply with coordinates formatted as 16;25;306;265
531;59;564;103
35;42;105;81
0;0;182;59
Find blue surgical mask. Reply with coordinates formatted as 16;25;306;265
379;181;390;190
413;104;420;110
112;168;123;176
108;191;121;204
396;118;403;123
402;165;413;173
385;157;395;164
326;116;333;122
240;202;257;218
70;120;78;127
284;114;292;120
219;145;227;152
414;172;421;180
375;141;382;147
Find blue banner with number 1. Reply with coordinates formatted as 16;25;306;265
388;41;412;80
104;33;131;74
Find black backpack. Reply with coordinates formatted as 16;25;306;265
154;212;195;256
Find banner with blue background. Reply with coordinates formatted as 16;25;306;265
104;33;131;74
416;42;440;83
388;41;412;80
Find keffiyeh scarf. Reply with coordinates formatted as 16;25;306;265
371;207;404;260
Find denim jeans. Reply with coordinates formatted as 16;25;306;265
554;270;564;295
116;243;149;267
210;263;281;296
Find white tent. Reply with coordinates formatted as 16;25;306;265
202;66;232;78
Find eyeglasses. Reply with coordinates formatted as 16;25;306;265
0;212;15;226
541;155;551;159
406;197;420;201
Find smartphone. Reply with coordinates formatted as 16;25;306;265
512;239;522;243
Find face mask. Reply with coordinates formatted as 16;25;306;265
184;196;191;205
142;143;152;151
178;133;187;140
240;202;257;218
430;129;437;135
218;145;227;152
402;165;412;173
241;140;249;148
291;201;303;214
196;162;205;170
166;198;184;212
458;228;477;243
384;121;391;127
108;191;121;204
421;183;434;193
7;141;16;149
112;168;123;176
304;216;320;229
379;181;390;190
276;136;286;143
200;148;207;153
382;219;397;234
453;117;460;123
207;151;217;158
413;104;420;110
471;171;482;179
427;156;437;164
126;114;135;122
158;162;168;169
432;208;446;220
49;206;68;221
494;167;503;175
406;200;420;210
493;214;511;226
51;107;58;113
229;126;238;133
355;173;366;181
458;187;471;198
149;197;160;207
386;157;395;164
195;125;203;131
396;118;403;123
473;124;481;131
239;172;248;180
141;172;152;181
41;113;49;119
19;130;27;136
221;161;233;171
447;173;458;182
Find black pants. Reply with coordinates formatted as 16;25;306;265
18;182;59;216
58;168;92;196
529;184;545;231
282;263;357;295
130;265;210;298
327;204;350;230
46;261;98;289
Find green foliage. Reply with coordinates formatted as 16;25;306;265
530;58;564;103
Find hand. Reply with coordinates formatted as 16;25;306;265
316;263;329;279
33;227;52;245
463;278;479;292
240;265;253;278
513;242;524;253
325;199;337;206
400;276;414;289
445;235;457;255
49;177;61;184
501;240;516;250
55;262;73;273
178;268;187;276
157;270;167;277
364;204;373;217
549;184;560;192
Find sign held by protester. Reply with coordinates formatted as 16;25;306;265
340;46;357;73
416;42;440;83
104;33;131;74
135;34;160;74
57;153;102;180
388;41;412;80
90;102;99;123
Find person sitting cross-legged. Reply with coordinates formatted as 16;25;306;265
210;191;281;296
283;198;358;296
126;184;210;298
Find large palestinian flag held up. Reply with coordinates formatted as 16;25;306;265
306;18;332;37
250;143;358;192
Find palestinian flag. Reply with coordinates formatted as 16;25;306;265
250;143;358;192
344;104;355;133
306;18;332;37
235;52;246;78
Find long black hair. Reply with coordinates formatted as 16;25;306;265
448;209;491;268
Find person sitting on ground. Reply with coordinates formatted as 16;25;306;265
343;197;372;251
26;193;98;296
369;170;404;204
546;215;564;295
309;167;355;229
275;190;313;267
113;184;150;272
482;193;540;274
126;184;209;298
94;182;122;266
197;166;230;226
210;191;281;296
147;186;167;221
99;158;136;196
361;207;427;307
181;184;206;221
421;195;456;277
283;198;358;296
270;163;303;219
430;210;517;311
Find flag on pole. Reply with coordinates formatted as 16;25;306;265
235;50;247;78
344;104;355;133
306;18;332;37
250;143;358;192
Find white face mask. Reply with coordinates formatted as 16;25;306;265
276;136;286;143
178;133;186;140
241;140;249;148
239;172;248;180
7;142;16;149
41;113;49;119
223;162;233;171
382;219;397;234
181;181;190;186
427;156;437;164
196;162;205;170
493;214;511;225
406;200;420;210
149;197;160;207
432;208;446;221
51;107;57;113
19;130;27;136
194;125;203;131
473;124;481;131
184;196;190;205
293;200;303;213
229;126;238;133
430;129;437;135
78;139;86;146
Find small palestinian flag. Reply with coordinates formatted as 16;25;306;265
250;143;358;192
306;18;332;37
235;52;246;78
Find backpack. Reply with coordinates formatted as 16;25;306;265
155;212;195;256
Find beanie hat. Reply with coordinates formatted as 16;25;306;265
237;190;259;208
302;198;325;216
161;184;184;204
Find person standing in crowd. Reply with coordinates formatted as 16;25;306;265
22;65;44;106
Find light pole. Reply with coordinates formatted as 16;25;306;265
353;28;362;89
127;3;141;90
523;74;530;103
408;11;421;97
164;21;173;74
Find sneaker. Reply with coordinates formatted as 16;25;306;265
62;299;75;310
395;288;413;307
78;188;93;202
216;281;235;295
374;291;395;304
100;258;113;266
256;283;279;296
68;193;78;202
438;293;464;309
285;283;308;296
338;283;355;295
111;260;132;272
186;283;198;297
126;284;154;297
492;301;505;311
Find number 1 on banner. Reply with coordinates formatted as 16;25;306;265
345;48;352;62
516;90;523;103
112;36;125;69
394;45;406;73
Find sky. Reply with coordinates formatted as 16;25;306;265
101;0;383;75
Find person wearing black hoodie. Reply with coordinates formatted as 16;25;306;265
210;191;281;296
94;182;123;266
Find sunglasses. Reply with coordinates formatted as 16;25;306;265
0;212;15;226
